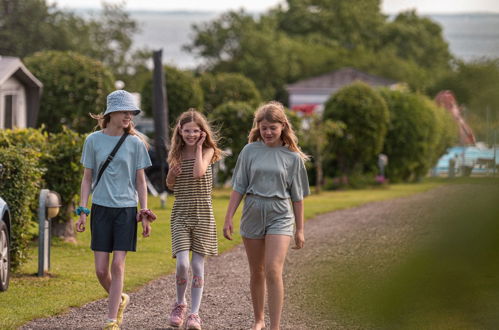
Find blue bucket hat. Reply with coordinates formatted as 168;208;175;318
104;90;141;116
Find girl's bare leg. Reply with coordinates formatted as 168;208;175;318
243;237;267;330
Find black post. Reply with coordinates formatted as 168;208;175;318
152;50;169;196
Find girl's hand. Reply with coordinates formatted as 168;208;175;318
142;219;151;237
223;219;233;240
75;214;86;232
170;164;182;178
136;209;157;222
292;229;305;249
197;131;206;147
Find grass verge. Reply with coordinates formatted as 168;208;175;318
0;181;442;328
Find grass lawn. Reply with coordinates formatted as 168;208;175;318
0;181;442;329
294;178;499;329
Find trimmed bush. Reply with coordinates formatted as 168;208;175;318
0;127;86;243
0;147;44;269
209;102;255;183
141;65;204;127
199;72;261;115
24;50;115;133
323;82;390;176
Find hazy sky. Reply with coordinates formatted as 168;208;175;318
49;0;499;14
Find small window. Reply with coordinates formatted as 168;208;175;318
4;95;16;129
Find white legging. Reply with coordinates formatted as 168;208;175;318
175;250;205;314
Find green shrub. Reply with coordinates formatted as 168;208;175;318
323;82;390;176
0;127;86;244
209;102;255;183
141;65;204;127
24;50;115;133
199;72;261;115
0;147;44;269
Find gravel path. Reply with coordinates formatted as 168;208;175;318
22;185;469;329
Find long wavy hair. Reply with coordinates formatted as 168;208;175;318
90;112;149;149
248;101;309;161
168;109;223;168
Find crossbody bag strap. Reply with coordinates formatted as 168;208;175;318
93;132;129;190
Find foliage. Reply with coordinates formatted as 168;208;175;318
430;59;499;142
44;127;86;225
209;102;255;183
0;147;44;270
379;90;452;182
323;82;389;176
199;72;261;114
186;2;453;99
272;0;385;49
299;114;345;192
378;10;452;89
141;65;204;127
0;127;86;241
0;0;144;79
24;50;115;133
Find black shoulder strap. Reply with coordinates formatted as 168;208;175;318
93;133;129;190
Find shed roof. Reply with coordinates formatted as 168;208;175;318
0;56;43;88
287;67;397;92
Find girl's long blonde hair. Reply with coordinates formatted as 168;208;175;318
90;112;150;149
168;109;223;168
248;101;309;161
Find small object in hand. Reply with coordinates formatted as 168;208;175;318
137;208;157;222
75;206;90;216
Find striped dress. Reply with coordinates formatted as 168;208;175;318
170;158;218;258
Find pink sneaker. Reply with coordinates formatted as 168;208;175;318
186;313;202;330
169;302;187;327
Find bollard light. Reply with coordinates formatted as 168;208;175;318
46;191;61;219
38;189;61;277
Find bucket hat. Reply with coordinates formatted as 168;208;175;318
104;90;141;116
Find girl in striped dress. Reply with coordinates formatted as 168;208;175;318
165;109;223;329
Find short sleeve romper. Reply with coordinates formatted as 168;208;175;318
170;158;218;258
232;141;310;239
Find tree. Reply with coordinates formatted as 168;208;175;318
380;89;449;182
199;72;261;114
141;65;204;127
24;50;115;133
300;114;344;192
272;0;385;49
323;82;389;176
0;0;144;81
209;102;255;184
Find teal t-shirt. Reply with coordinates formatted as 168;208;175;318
232;141;310;202
81;131;152;207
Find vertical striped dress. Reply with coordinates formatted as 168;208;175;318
170;158;218;258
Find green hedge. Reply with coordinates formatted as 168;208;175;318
24;50;115;133
0;147;44;269
0;127;85;268
199;72;261;115
323;82;390;176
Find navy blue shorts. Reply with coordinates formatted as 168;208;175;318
90;204;137;252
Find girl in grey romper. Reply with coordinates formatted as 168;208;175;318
223;101;309;330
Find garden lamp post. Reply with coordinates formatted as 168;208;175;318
37;189;61;277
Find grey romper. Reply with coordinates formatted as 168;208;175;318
232;141;310;238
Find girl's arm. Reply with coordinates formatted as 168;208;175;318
136;168;151;237
291;200;305;249
75;168;92;232
193;132;215;179
223;190;244;240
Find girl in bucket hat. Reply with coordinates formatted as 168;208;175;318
76;90;157;330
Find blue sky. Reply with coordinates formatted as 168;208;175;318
49;0;499;14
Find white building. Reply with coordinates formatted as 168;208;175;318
0;56;43;129
286;67;400;115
